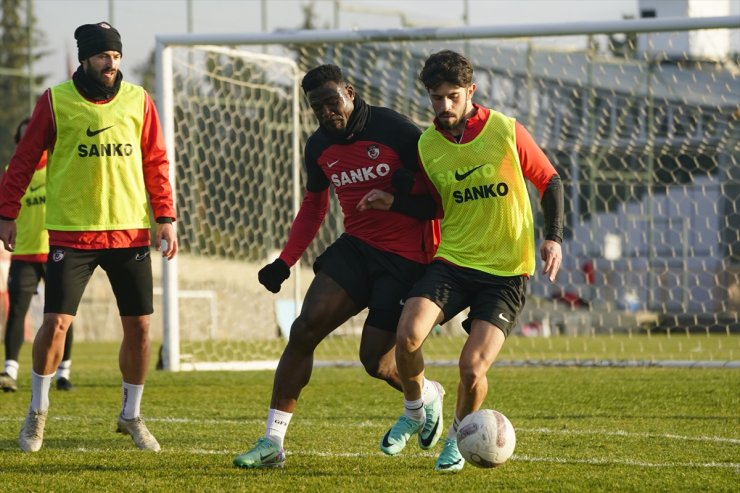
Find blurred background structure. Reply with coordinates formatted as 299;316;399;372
0;1;738;370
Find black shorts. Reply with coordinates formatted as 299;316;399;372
408;260;527;337
313;234;427;332
44;246;154;316
8;260;46;296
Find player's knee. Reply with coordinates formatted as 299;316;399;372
286;316;323;350
359;351;393;380
41;315;70;335
458;361;487;392
360;358;381;379
121;316;151;346
122;316;150;332
396;330;423;355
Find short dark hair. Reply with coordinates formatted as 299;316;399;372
301;64;346;93
419;50;474;90
14;117;30;145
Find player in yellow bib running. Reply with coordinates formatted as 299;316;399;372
363;50;564;472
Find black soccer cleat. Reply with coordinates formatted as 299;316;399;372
56;377;74;391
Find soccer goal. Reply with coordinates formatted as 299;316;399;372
154;15;740;371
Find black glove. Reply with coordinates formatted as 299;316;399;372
258;258;290;293
392;168;415;195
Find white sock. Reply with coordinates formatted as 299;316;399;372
30;370;54;412
266;408;292;447
447;414;461;440
421;378;439;403
121;382;144;419
56;360;71;380
404;398;425;422
4;360;19;380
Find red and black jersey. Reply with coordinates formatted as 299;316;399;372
279;103;438;266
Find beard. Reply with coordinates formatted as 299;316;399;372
437;100;470;132
86;64;117;88
437;111;461;131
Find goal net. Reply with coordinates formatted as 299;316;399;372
153;16;739;370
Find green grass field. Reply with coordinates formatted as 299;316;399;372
1;339;738;492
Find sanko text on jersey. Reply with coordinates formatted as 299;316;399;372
453;182;509;203
25;196;46;207
330;162;391;188
77;143;135;158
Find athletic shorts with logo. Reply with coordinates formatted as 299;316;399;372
313;233;427;332
44;246;154;316
407;260;527;337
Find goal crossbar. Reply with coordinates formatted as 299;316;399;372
155;16;740;371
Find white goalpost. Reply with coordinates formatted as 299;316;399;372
154;16;739;371
155;46;304;371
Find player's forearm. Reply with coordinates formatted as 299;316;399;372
145;170;176;220
279;190;329;267
390;193;438;220
540;174;564;243
141;95;176;219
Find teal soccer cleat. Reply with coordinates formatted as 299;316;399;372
435;438;465;473
233;436;286;468
380;415;423;456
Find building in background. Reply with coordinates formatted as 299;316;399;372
638;0;737;60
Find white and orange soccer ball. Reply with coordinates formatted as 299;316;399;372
456;409;516;468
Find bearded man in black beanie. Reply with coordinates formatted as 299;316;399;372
73;22;125;96
0;21;178;453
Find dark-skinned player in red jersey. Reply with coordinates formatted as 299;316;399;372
233;64;445;469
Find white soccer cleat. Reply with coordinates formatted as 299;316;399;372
116;415;161;452
19;407;48;453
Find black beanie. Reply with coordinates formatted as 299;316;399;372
75;22;122;61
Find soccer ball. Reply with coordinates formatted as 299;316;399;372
456;409;516;468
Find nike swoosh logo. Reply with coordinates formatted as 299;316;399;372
86;125;114;137
454;164;485;181
381;430;393;449
498;313;511;323
135;251;150;261
29;185;45;192
430;154;447;164
437;458;463;469
327;159;340;168
418;416;440;448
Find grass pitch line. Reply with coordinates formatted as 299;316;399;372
147;418;740;446
150;419;739;446
520;427;740;444
4;416;735;446
59;447;740;471
512;455;740;470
